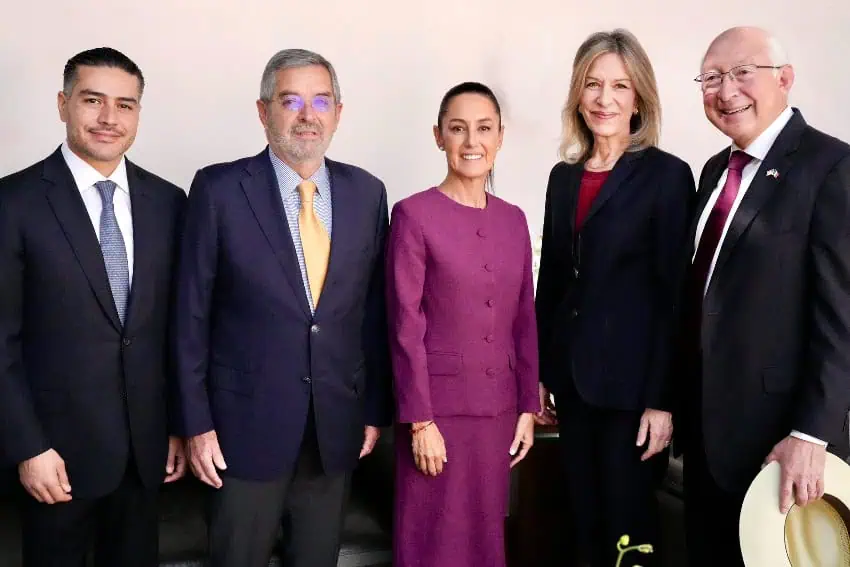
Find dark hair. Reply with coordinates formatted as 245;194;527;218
437;81;502;128
63;47;145;97
437;81;502;192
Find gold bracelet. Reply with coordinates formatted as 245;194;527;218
411;420;433;434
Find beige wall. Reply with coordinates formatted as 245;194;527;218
2;0;849;235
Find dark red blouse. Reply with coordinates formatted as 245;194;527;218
575;169;611;233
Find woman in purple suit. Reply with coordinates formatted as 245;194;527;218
386;82;542;567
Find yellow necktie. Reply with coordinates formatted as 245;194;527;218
297;180;331;308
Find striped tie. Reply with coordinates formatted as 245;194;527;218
94;180;129;325
297;180;331;308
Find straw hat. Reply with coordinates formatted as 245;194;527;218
739;452;850;566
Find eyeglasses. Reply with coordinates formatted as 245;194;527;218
694;64;784;93
279;94;334;113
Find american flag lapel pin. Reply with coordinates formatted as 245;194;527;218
766;169;779;179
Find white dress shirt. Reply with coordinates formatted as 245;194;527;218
61;142;134;286
694;106;826;447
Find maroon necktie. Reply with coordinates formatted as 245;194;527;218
679;150;753;374
690;150;753;297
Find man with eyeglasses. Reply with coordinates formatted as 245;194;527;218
675;26;850;566
173;48;392;567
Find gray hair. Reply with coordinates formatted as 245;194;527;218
766;34;789;66
701;27;791;70
259;48;341;102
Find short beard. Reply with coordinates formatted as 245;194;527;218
268;122;328;164
68;129;132;166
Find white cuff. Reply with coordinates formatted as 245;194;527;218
790;430;828;447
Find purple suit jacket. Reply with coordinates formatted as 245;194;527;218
386;188;540;422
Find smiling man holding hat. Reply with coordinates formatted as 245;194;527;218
675;25;850;567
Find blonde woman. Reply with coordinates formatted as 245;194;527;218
534;29;694;567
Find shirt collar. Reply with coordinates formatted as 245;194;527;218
267;147;330;198
732;106;794;162
61;141;130;196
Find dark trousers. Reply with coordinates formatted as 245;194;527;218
20;459;158;567
679;350;747;567
207;409;350;567
683;435;747;567
555;387;667;567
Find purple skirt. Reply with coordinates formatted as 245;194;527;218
393;412;516;567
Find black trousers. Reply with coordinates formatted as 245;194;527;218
207;406;351;567
555;386;667;567
683;433;747;566
20;458;159;567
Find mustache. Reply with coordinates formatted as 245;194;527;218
290;122;322;136
88;127;124;135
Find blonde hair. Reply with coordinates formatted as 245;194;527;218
559;29;662;164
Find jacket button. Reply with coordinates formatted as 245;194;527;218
485;334;494;343
477;228;487;238
486;299;494;307
486;368;496;376
310;324;320;334
302;376;312;384
571;309;579;318
484;263;493;272
122;338;131;346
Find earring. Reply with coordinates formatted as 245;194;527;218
633;108;639;115
439;146;444;150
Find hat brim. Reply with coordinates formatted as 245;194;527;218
739;452;850;566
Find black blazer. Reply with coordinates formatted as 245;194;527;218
678;109;850;491
0;147;186;499
535;146;694;412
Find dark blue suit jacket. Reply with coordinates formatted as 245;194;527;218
174;149;392;480
0;147;185;498
535;146;695;412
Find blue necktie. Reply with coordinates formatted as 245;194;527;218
94;180;129;325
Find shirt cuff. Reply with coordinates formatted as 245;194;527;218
790;430;828;447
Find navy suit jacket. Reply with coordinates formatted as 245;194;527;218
174;148;392;480
535;146;694;412
675;110;850;490
0;147;185;498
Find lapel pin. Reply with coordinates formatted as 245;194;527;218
766;169;779;179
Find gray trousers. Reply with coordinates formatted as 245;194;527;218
207;416;350;567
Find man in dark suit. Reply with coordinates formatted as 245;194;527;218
174;48;391;567
0;48;187;567
679;26;850;566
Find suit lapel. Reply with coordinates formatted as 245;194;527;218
709;113;805;286
563;164;584;236
43;148;123;332
123;161;156;330
580;149;646;227
689;152;728;248
240;151;312;319
314;160;358;316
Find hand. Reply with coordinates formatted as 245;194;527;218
764;436;827;513
534;384;558;426
18;449;72;504
636;408;672;461
411;421;447;476
510;413;535;467
359;426;381;458
164;436;188;483
187;430;227;488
